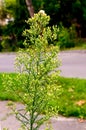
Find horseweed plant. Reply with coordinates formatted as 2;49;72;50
3;11;61;130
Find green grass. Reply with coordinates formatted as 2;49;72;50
0;73;86;118
57;77;86;118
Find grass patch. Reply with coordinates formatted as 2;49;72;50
0;73;86;118
57;77;86;118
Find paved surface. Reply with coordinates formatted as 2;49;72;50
0;50;86;78
0;53;16;72
0;101;86;130
59;50;86;79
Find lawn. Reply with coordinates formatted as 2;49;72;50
0;73;86;119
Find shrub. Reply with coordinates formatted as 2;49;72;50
3;11;61;130
57;25;76;49
1;36;16;51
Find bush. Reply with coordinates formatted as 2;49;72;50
57;25;76;49
3;11;61;130
1;36;17;51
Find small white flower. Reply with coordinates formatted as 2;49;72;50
39;10;46;15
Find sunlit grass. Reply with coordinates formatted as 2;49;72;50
57;77;86;118
0;73;86;118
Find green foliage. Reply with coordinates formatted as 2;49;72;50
1;0;86;51
5;0;16;17
57;25;76;49
57;77;86;119
23;10;59;47
0;34;17;52
1;74;86;120
0;0;29;50
2;12;60;130
0;7;6;20
32;0;86;37
0;0;16;19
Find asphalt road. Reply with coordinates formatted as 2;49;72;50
0;53;16;72
59;50;86;78
0;50;86;78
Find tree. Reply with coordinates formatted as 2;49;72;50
32;0;86;37
2;0;30;49
25;0;34;17
1;0;86;51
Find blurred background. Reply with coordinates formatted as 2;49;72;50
0;0;86;52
